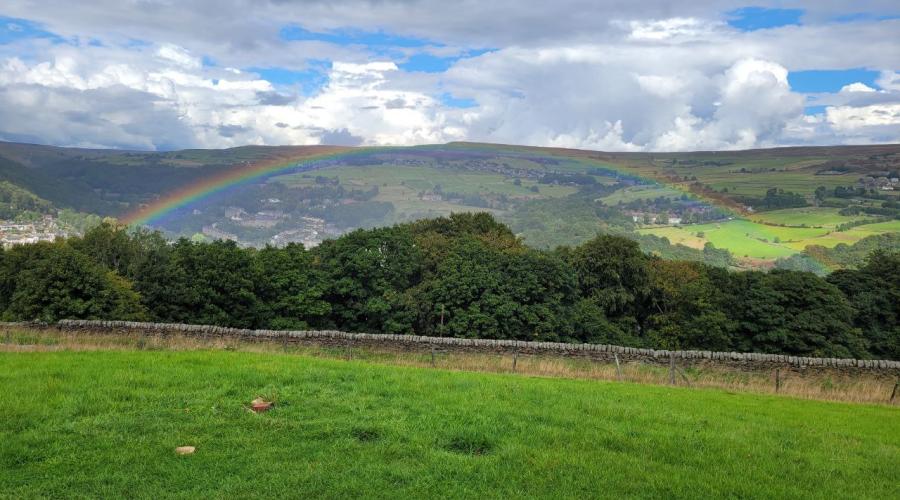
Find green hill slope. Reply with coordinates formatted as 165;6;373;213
0;140;897;267
1;350;897;498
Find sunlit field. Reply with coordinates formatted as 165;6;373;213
639;217;900;260
2;348;897;498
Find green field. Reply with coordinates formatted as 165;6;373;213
778;219;900;250
612;153;900;200
2;350;897;498
646;156;856;197
640;219;801;259
750;207;871;228
599;184;685;204
639;216;900;260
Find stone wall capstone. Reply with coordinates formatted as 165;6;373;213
3;320;898;376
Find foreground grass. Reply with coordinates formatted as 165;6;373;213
1;351;898;498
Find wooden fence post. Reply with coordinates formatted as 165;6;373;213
614;354;622;381
669;353;676;385
431;347;436;368
891;381;898;403
775;369;782;393
512;351;518;372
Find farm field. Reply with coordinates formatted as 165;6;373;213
611;156;828;195
613;152;899;201
639;216;900;259
700;171;857;198
1;350;898;498
779;219;900;251
599;184;684;204
750;207;872;228
640;219;803;259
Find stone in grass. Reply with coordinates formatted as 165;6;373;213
175;446;196;455
251;397;273;413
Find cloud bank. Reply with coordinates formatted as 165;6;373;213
0;1;898;151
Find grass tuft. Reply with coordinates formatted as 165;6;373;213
445;434;494;456
350;427;382;443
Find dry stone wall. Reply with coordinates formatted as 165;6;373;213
6;320;899;377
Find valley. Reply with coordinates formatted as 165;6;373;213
0;141;898;270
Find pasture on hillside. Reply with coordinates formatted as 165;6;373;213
1;350;897;498
750;207;873;228
639;217;900;260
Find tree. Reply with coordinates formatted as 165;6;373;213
722;270;865;358
70;222;140;277
255;244;330;329
313;225;422;333
828;251;900;359
570;235;649;335
161;239;263;328
644;260;733;350
419;238;576;341
1;242;146;322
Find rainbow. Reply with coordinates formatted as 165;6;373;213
122;142;745;228
122;145;371;226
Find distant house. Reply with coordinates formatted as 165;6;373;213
225;207;246;220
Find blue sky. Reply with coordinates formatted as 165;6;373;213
727;7;804;31
789;69;880;93
0;1;898;150
0;15;64;45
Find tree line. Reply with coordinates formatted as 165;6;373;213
0;213;896;359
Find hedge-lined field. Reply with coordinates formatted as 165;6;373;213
1;350;897;498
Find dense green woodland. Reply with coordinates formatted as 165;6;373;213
1;213;897;359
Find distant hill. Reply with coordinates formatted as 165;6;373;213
0;142;347;215
0;140;897;268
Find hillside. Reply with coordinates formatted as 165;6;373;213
1;141;898;268
1;350;897;498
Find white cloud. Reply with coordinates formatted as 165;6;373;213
156;43;202;70
0;3;898;150
0;45;464;149
876;71;900;91
841;82;877;93
827;104;900;130
627;17;723;41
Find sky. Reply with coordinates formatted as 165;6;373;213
0;1;898;152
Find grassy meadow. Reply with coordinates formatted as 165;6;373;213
598;184;685;204
750;207;872;228
639;216;900;260
1;347;898;498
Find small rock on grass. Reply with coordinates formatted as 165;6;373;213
251;397;273;413
175;446;196;455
